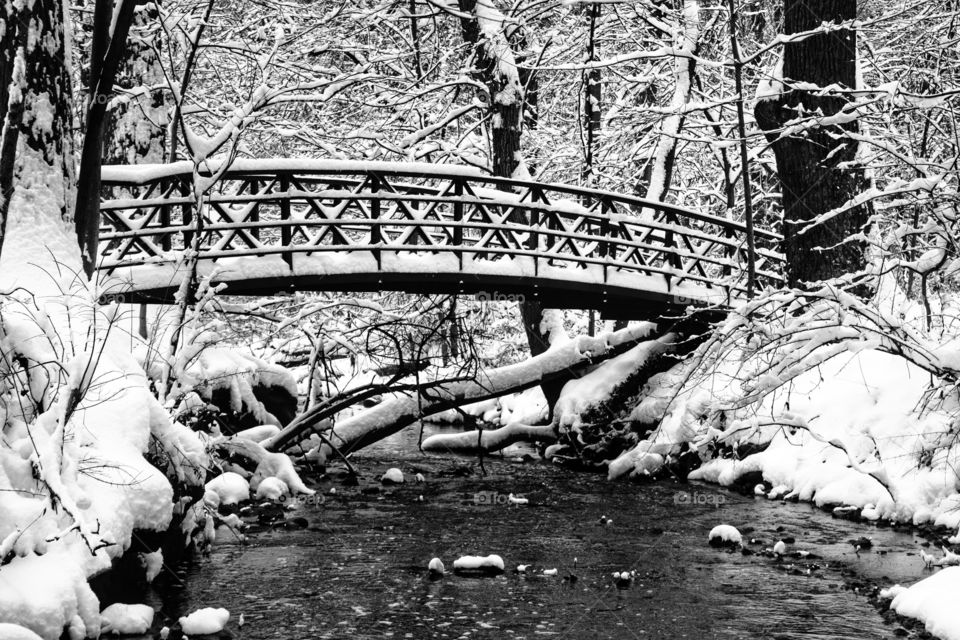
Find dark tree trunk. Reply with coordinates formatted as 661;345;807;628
0;0;75;259
456;0;564;413
74;0;137;275
103;5;170;165
754;0;867;286
582;2;601;185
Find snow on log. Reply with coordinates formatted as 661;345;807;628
264;323;658;458
421;423;557;454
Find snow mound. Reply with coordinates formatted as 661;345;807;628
889;567;960;640
179;607;230;635
708;524;742;546
205;472;250;505
381;468;404;484
139;549;163;583
453;554;505;573
100;603;155;635
250;452;314;495
0;624;44;640
255;476;289;500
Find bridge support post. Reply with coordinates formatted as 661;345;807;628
249;178;260;241
180;179;193;250
370;173;382;271
453;179;464;271
279;174;292;269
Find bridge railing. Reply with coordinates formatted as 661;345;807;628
99;159;784;301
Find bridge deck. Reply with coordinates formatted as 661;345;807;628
98;159;784;316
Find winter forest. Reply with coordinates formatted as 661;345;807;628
1;0;960;638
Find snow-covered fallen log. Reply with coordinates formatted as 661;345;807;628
421;422;557;453
264;323;658;458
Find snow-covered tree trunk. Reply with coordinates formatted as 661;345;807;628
642;0;700;203
0;0;80;278
456;0;567;413
103;4;170;165
754;0;868;286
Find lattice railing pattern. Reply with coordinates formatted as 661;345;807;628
99;160;784;300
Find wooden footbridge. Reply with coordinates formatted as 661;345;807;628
98;160;783;317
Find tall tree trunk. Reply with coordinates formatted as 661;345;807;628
582;2;601;186
102;4;171;338
74;0;137;275
642;1;700;203
0;0;79;278
456;0;565;413
103;5;170;165
754;0;867;286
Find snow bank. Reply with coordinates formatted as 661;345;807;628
607;345;960;535
0;290;189;637
888;568;960;640
0;624;44;640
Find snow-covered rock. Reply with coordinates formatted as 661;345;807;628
428;557;445;575
381;468;404;484
708;524;742;546
453;554;504;573
255;477;290;500
100;603;155;636
139;549;163;583
179;607;230;635
205;472;250;506
250;452;314;495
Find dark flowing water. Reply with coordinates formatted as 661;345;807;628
145;427;933;639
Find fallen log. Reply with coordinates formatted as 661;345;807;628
264;323;658;458
421;422;558;454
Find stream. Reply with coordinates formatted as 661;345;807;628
143;426;933;639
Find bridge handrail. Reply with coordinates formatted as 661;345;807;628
100;159;783;244
98;159;785;305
